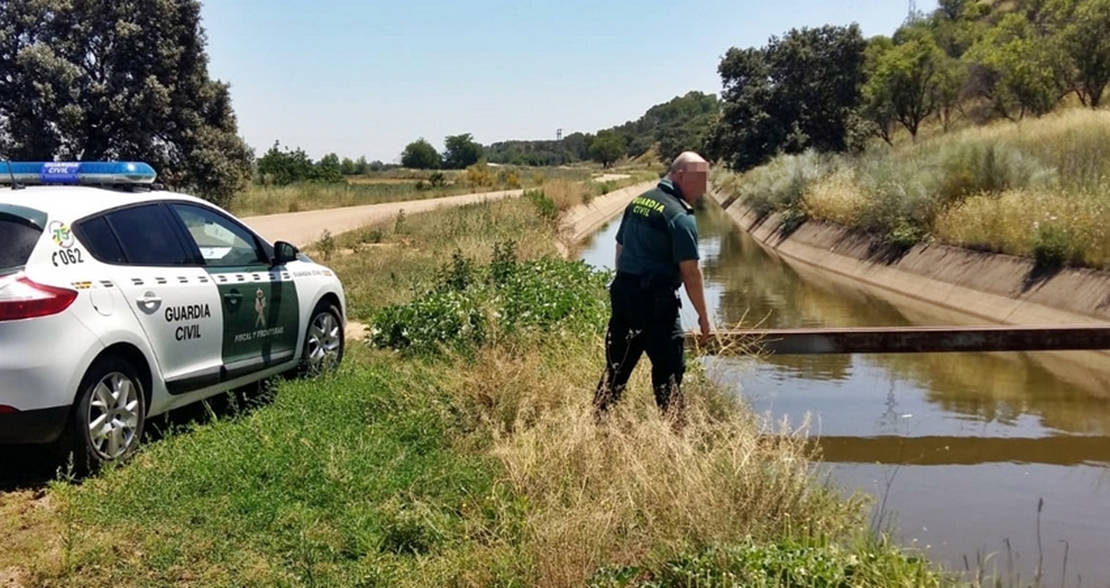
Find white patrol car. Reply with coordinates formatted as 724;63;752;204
0;161;347;469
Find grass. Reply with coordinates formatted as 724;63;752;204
0;194;960;587
229;164;603;218
714;107;1110;268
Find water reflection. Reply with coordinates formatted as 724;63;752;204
577;197;1110;586
695;203;1110;438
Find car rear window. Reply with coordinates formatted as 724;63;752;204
0;212;44;273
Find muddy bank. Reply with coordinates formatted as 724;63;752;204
709;189;1110;391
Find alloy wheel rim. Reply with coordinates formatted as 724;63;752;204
87;372;141;460
307;312;341;372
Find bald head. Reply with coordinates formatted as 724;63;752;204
667;151;709;203
669;151;708;174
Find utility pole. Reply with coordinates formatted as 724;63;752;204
556;128;563;166
908;0;917;20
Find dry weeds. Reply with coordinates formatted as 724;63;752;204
445;333;864;587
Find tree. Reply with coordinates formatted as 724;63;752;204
401;138;441;169
354;156;370;174
965;13;1072;119
1063;0;1110;107
867;30;949;139
256;141;315;186
861;36;899;145
340;157;356;175
315;153;343;183
442;133;484;169
933;55;969;131
0;0;252;207
588;131;625;168
708;24;868;171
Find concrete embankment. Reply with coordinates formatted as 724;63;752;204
708;188;1110;392
558;180;655;258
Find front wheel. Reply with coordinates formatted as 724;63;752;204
68;356;146;472
302;301;344;376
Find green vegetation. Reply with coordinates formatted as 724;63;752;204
1;196;960;587
401;138;444;170
483;91;720;167
708;24;870;171
710;0;1110;272
398;133;486;170
715;107;1110;269
255;141;401;187
706;0;1110;170
0;0;253;207
229;164;618;217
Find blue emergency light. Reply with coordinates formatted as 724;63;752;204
0;161;157;186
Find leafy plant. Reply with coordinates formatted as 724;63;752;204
367;246;611;355
524;189;559;222
1032;222;1070;270
317;229;337;260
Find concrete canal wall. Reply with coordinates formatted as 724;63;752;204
708;188;1110;390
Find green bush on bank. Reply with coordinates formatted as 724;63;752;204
367;241;612;354
717;108;1110;269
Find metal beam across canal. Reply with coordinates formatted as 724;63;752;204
690;324;1110;355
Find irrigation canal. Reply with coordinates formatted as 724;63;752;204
577;198;1110;586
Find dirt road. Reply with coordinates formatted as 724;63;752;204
240;181;656;252
241;188;526;247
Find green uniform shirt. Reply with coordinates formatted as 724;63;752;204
614;179;699;289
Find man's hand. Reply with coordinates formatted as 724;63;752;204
679;259;712;345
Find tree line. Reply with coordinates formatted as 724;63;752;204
707;0;1110;171
475;91;719;169
254;141;398;187
6;0;1108;205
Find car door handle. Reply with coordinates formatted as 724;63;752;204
137;293;162;305
135;291;162;315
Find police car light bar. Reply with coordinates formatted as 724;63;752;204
0;161;157;186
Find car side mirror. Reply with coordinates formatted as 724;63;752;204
273;240;299;266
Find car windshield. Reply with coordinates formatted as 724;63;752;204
0;206;46;274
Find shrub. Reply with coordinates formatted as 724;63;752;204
466;163;496;188
367;246;611;355
1032;222;1070;270
524;189;559;222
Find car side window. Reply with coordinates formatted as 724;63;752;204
103;204;193;266
168;203;267;268
73;215;127;264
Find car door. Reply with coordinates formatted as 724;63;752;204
164;202;300;381
84;203;224;394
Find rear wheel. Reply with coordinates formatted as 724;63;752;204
68;356;146;472
302;301;344;376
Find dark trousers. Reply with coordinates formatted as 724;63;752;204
593;272;686;418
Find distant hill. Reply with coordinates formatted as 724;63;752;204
484;91;719;167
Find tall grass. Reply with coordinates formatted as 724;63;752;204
716;107;1110;266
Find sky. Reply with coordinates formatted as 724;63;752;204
199;0;940;163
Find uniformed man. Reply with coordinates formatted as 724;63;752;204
593;151;712;422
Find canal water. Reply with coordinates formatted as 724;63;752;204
577;198;1110;586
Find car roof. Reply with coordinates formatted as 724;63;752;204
0;185;212;222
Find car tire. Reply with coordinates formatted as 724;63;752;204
68;356;147;472
301;300;345;376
